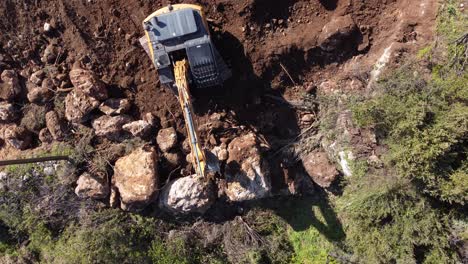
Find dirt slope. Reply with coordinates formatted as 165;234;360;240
0;0;438;188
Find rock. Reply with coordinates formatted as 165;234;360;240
218;148;228;161
0;102;17;122
302;152;339;188
42;77;56;90
69;68;108;100
109;187;119;208
29;70;45;85
318;15;357;51
45;111;66;140
0;70;21;101
113;146;159;211
38;128;53;143
339;151;354;177
0;172;7;192
159;174;215;214
3;125;32;150
319;80;337;93
163;151;183;168
122;120;152;138
212;145;228;161
75;172;109;199
301;114;315;124
99;98;131;115
92;115;132;140
43;22;52;32
225;133;271;201
182;138;191;153
143;112;157;126
43;165;55;176
20;104;47;132
41;43;58;64
65;90;100;123
27;85;54;104
368;154;383;168
157;127;178;152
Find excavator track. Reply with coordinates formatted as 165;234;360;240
174;59;207;178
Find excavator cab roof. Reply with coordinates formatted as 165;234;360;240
141;4;231;89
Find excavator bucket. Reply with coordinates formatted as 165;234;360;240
204;150;220;173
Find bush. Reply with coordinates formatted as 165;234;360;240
352;63;468;205
43;210;157;263
337;175;458;263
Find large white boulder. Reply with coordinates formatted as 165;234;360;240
224;133;271;201
159;174;215;214
113;146;159;211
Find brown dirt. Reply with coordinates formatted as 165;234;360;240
0;0;438;189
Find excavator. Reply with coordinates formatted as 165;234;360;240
0;4;229;176
140;4;231;178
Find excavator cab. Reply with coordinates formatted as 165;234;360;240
140;4;231;91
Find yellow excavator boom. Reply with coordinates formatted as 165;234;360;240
174;59;207;178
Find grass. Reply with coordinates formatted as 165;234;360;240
287;205;340;264
252;196;345;264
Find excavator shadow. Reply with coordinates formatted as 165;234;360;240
243;191;346;242
191;31;346;241
192;31;310;193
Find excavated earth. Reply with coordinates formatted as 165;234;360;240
0;0;438;213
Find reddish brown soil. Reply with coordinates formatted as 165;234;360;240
0;0;438;189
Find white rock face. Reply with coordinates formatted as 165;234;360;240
122;120;152;137
65;90;100;123
224;133;271;201
99;98;131;115
113;146;159;211
0;102;17;122
43;22;51;32
75;172;109;199
339;151;354;177
69;68;108;100
159;174;215;214
92;115;132;140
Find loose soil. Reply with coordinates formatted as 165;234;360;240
0;0;438;190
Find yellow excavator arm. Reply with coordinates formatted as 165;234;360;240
174;59;207;178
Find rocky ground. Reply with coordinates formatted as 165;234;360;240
0;0;439;216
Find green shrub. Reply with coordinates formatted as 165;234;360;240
337;175;458;263
352;65;468;204
44;210;157;264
